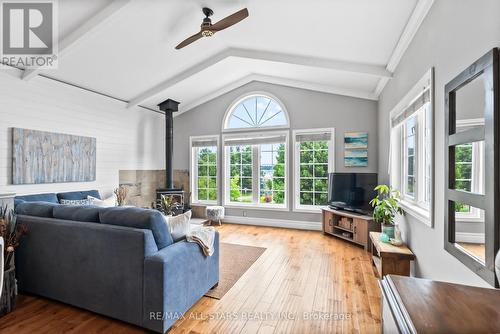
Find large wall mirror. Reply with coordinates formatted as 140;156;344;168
445;48;499;286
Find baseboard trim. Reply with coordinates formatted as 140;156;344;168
223;215;322;231
455;232;485;244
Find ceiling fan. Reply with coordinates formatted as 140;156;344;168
175;7;249;50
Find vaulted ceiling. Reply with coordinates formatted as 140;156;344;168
19;0;434;115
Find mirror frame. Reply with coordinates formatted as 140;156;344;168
444;48;499;287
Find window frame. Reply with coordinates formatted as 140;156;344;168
222;130;289;210
389;68;434;227
292;128;335;213
222;91;290;133
189;135;220;205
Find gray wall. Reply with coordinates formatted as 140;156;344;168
174;81;378;222
377;0;500;287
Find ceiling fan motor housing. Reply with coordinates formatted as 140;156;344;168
201;8;214;36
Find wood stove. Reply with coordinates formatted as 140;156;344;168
155;98;187;215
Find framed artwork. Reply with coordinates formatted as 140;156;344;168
12;128;96;184
344;132;368;167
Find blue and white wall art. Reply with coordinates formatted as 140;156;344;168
344;132;368;167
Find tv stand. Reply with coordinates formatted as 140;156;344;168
321;207;380;251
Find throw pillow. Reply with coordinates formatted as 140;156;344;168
88;195;117;208
164;210;192;242
60;199;91;206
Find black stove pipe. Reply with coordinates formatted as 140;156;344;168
158;99;180;189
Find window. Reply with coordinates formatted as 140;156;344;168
224;94;288;131
389;68;434;225
190;136;218;204
224;132;288;208
293;129;334;211
229;145;253;203
259;143;286;205
404;116;417;199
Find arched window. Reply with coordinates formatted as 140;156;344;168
224;94;289;130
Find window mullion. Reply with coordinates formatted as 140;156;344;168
193;147;199;202
253;145;259;204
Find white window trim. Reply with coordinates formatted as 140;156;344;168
222;91;290;133
222;130;289;210
189;135;220;205
292;128;335;213
389;68;434;227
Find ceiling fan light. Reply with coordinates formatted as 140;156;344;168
201;30;214;37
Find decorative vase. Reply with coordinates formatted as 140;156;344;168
394;224;402;242
382;222;395;239
0;267;17;316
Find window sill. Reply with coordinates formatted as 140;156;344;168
191;202;218;206
400;200;432;227
293;207;322;214
223;203;289;211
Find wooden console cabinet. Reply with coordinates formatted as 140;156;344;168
370;232;415;277
321;207;380;250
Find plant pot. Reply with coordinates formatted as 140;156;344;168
382;223;395;239
0;267;17;316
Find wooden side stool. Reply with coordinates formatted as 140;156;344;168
369;232;415;277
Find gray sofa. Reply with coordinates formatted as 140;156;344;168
14;191;219;333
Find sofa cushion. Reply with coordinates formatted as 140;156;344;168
57;190;101;203
88;195;116;208
15;193;59;204
15;202;58;218
53;205;102;223
14;198;26;207
60;199;92;206
99;207;173;249
165;211;192;242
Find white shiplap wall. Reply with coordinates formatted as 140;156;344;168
0;68;165;197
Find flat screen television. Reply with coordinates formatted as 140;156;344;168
328;172;378;214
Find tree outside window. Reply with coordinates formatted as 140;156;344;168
229;145;253;203
299;140;329;206
259;143;286;204
196;146;217;202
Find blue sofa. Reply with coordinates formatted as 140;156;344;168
14;191;219;333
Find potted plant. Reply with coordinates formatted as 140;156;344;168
161;195;181;216
0;205;27;316
369;185;404;239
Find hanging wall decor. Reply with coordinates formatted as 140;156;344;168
12;128;96;184
344;132;368;167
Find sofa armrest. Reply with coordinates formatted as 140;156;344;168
143;232;219;333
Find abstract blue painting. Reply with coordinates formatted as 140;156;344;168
344;132;368;167
12;128;96;184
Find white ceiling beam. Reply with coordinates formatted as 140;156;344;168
127;48;392;108
230;48;393;78
176;73;378;116
373;0;434;97
22;0;132;81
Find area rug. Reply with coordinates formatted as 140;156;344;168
205;242;266;299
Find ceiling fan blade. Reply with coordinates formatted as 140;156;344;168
209;8;248;32
175;31;203;49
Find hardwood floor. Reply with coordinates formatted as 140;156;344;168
0;224;381;334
